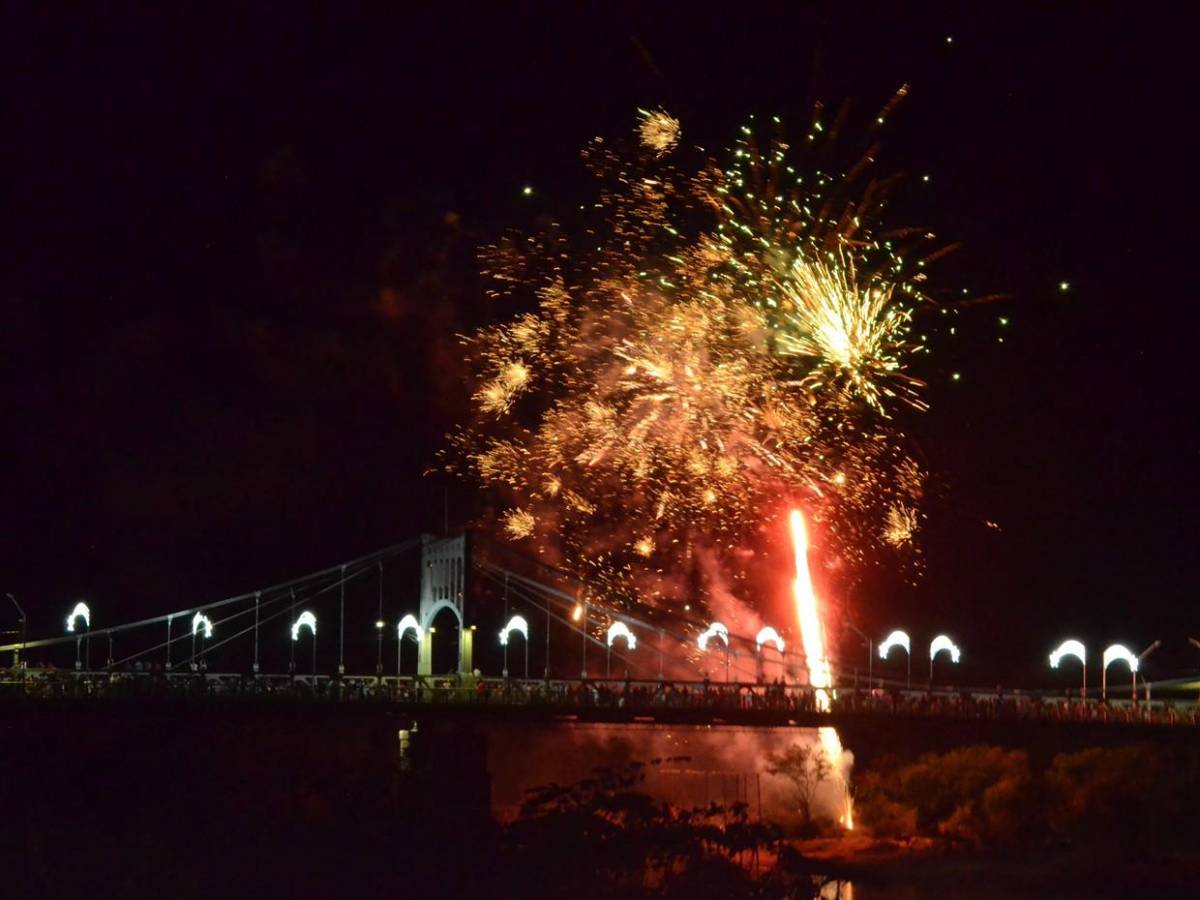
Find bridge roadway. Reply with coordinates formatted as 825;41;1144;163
5;668;1198;732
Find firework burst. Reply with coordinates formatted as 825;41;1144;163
448;97;955;613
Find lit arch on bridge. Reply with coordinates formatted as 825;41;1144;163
929;634;961;663
397;614;424;643
606;621;637;651
192;612;214;639
66;602;90;633
698;622;729;652
420;600;463;635
755;626;784;655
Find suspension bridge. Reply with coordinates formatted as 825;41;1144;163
3;534;1197;730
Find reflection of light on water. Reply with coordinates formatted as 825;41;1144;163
818;878;854;900
791;510;854;829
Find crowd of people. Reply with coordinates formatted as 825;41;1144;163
5;665;1198;727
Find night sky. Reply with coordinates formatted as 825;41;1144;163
5;4;1197;683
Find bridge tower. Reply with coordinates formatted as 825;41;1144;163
417;534;472;675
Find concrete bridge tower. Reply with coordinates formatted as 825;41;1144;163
417;534;471;675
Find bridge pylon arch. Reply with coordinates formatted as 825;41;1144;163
416;534;472;675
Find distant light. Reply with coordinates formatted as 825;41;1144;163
607;621;637;650
921;174;931;183
1049;639;1085;668
879;629;910;660
698;622;729;652
929;634;961;664
500;615;529;646
1102;643;1139;673
945;35;954;44
191;612;214;639
522;185;534;196
755;626;785;654
571;603;583;623
375;620;385;629
66;602;90;633
951;372;961;382
291;611;317;641
1058;281;1070;293
397;614;424;644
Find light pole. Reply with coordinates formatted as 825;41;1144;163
843;621;873;688
397;615;422;677
5;594;26;668
66;602;90;670
376;561;385;676
580;601;588;679
1101;644;1138;703
1136;640;1162;705
698;622;729;681
191;612;213;672
338;565;346;676
502;575;509;677
501;615;529;679
1189;638;1200;702
928;635;961;687
606;622;636;679
878;629;911;688
376;620;385;675
1049;639;1087;700
755;627;785;683
253;591;261;675
291;611;317;677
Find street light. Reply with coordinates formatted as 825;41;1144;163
376;620;385;675
606;621;636;679
397;614;423;677
843;621;873;689
1049;639;1087;699
500;614;530;679
291;611;317;675
1101;643;1138;702
191;612;213;671
1137;640;1163;703
755;626;785;682
5;594;26;669
698;622;730;681
878;629;911;688
66;602;90;670
929;634;961;686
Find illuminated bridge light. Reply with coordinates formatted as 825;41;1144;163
755;626;784;654
191;612;214;639
878;629;910;659
698;622;729;652
66;602;90;633
1049;639;1086;668
397;613;423;643
499;615;528;646
929;634;961;664
291;611;317;641
1102;643;1138;673
606;621;636;650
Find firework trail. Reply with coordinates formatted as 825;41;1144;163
789;508;854;828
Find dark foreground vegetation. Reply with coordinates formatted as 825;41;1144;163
3;703;1199;898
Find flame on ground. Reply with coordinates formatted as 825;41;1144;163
789;508;854;830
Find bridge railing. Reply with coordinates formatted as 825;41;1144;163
4;668;1198;727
